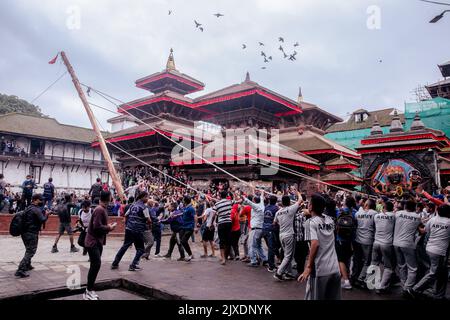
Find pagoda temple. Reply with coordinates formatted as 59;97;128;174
99;50;363;194
357;111;450;196
96;49;208;167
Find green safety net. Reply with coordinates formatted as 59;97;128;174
404;97;450;138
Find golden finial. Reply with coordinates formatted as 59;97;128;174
166;48;176;71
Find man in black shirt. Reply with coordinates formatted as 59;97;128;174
51;194;79;253
15;194;50;278
89;178;103;204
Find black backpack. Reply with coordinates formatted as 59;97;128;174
91;183;103;197
336;210;355;240
9;209;28;237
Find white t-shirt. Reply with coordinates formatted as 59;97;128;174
355;208;376;245
274;203;300;237
425;215;450;256
304;215;340;277
393;210;422;249
204;208;216;228
79;208;92;229
374;211;395;246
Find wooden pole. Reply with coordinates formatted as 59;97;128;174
60;51;126;201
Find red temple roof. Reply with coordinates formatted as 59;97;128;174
193;77;301;115
135;49;205;95
171;134;320;171
121;76;303;117
324;157;360;171
321;172;362;186
136;69;205;94
92;118;207;147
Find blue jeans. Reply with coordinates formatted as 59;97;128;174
0;195;5;212
262;230;275;268
250;228;267;264
45;198;53;210
152;228;162;255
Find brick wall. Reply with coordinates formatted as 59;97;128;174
0;214;126;237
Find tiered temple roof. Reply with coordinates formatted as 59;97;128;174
324;156;359;171
171;134;321;171
357;111;450;155
135;49;205;95
321;172;363;186
102;50;358;186
279;125;360;160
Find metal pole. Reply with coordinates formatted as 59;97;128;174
60;51;126;201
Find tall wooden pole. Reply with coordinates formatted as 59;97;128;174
60;51;126;201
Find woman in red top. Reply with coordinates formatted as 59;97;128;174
230;203;242;260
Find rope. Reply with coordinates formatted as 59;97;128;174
86;98;369;199
82;84;373;197
31;71;68;104
82;85;273;195
89;109;210;198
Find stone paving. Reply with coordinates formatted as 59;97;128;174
0;235;448;300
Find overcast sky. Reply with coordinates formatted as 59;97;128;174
0;0;449;130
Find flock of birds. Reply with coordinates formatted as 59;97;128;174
167;10;301;70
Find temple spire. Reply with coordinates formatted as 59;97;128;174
389;110;404;133
245;71;251;82
166;48;176;71
298;86;303;103
410;111;425;131
370;116;383;136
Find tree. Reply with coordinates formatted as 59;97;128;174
0;93;43;116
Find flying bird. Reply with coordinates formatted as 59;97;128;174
213;13;224;18
261;66;267;69
283;52;288;59
259;42;265;46
278;37;284;42
419;0;450;6
168;10;172;15
87;87;91;97
293;42;299;47
242;44;247;49
278;45;284;52
268;56;272;60
199;27;204;32
194;20;202;28
261;51;266;57
289;54;297;61
293;50;298;56
264;57;269;63
379;59;383;63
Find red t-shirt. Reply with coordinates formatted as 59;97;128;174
231;204;241;232
240;205;252;229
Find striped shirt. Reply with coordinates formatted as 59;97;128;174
294;211;307;242
213;199;232;225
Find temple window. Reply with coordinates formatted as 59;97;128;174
354;110;369;123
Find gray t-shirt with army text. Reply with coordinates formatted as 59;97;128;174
274;203;300;237
393;210;421;249
355;208;376;245
374;211;395;246
304;215;340;277
425;215;450;257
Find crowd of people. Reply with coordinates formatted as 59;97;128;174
2;169;450;301
0;138;27;156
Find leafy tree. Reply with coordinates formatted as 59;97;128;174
0;93;43;116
